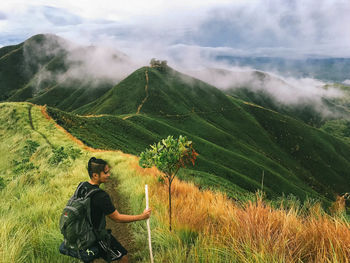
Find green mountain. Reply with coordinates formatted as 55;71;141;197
0;34;66;101
47;65;350;203
0;34;124;111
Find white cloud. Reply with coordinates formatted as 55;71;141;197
1;0;350;59
0;0;234;20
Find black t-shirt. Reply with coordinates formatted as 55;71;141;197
77;181;116;229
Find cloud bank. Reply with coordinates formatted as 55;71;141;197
189;67;343;112
22;34;141;92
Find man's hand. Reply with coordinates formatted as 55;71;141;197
142;208;152;220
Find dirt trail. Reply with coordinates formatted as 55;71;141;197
95;178;135;263
136;69;149;114
123;69;149;120
37;104;135;262
28;104;54;148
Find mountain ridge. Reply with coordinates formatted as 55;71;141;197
47;65;350;202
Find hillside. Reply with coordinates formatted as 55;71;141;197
47;66;350;203
192;68;350;128
1;102;349;263
0;34;66;101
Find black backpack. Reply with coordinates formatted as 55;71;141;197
59;182;104;250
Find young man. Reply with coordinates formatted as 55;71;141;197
79;157;152;262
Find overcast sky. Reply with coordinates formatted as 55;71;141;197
1;0;350;60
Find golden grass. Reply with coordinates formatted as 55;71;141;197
130;157;350;263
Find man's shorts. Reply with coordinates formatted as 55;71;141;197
98;234;128;261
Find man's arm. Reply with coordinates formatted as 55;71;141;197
107;208;151;223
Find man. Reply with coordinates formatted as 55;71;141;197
78;157;152;262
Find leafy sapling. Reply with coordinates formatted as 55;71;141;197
139;135;198;231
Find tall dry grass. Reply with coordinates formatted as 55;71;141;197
131;158;350;263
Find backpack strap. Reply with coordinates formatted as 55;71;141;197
74;182;102;200
74;183;108;233
85;188;103;199
73;182;85;199
84;188;104;228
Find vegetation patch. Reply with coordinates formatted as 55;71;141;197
48;146;81;165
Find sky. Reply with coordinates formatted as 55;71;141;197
1;0;350;60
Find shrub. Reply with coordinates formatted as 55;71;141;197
23;140;40;157
49;146;68;165
12;158;38;175
65;146;82;160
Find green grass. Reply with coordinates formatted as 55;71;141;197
0;102;168;262
0;102;146;262
0;102;84;262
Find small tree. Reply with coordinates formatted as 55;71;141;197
139;135;198;231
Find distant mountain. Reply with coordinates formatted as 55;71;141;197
216;55;350;83
0;34;131;111
0;34;65;101
74;66;234;116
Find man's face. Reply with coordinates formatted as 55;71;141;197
97;165;110;184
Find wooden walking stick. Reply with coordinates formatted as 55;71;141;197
145;185;154;263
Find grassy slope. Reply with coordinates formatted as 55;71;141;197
0;102;85;262
2;35;349;202
226;87;326;127
2;102;349;263
227;83;350;131
239;99;350;197
48;67;350;203
0;102;150;262
319;84;350;143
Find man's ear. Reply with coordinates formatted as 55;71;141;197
92;172;99;179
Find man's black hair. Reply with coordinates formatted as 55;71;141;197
88;157;108;178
